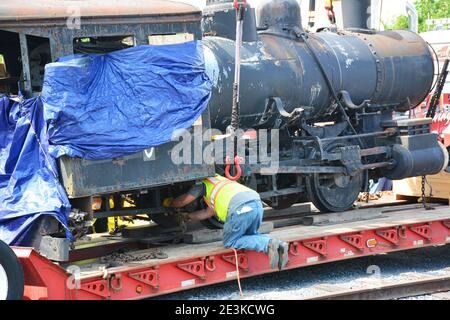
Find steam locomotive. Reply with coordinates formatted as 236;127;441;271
0;0;447;247
200;0;448;217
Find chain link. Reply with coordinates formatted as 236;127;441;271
421;175;427;209
421;175;434;210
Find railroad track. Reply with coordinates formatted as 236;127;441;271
300;270;450;300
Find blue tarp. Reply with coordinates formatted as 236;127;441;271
0;41;212;245
43;41;212;160
0;96;71;245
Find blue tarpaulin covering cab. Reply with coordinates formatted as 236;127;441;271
43;40;212;160
0;96;71;245
0;41;212;245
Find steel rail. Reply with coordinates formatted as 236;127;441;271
304;273;450;300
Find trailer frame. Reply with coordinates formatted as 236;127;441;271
11;203;450;300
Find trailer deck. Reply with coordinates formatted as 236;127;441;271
13;202;450;300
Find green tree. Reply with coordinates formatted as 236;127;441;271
391;15;410;30
415;0;450;32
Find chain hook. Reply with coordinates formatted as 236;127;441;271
234;0;247;10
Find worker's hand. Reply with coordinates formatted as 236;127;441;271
162;197;174;208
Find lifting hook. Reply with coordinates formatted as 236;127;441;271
225;155;243;181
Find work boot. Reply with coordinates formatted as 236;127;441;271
278;241;289;270
267;239;280;270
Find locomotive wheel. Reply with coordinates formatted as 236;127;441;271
0;240;24;300
306;171;363;212
306;142;364;213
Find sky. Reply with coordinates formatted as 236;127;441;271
176;0;410;28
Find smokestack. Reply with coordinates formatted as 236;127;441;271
341;0;371;30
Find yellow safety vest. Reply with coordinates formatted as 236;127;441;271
202;175;254;222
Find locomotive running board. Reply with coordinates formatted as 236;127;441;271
12;203;450;300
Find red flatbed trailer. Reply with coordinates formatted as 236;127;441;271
13;203;450;300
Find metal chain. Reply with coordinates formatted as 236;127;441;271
421;175;434;210
421;175;427;209
100;249;168;264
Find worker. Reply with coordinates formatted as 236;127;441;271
163;175;289;270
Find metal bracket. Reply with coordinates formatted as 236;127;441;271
302;238;327;256
80;279;111;299
340;234;364;250
339;145;363;175
177;260;207;280
410;224;432;240
376;228;400;245
301;120;348;139
128;269;159;289
258;97;307;128
222;253;249;271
